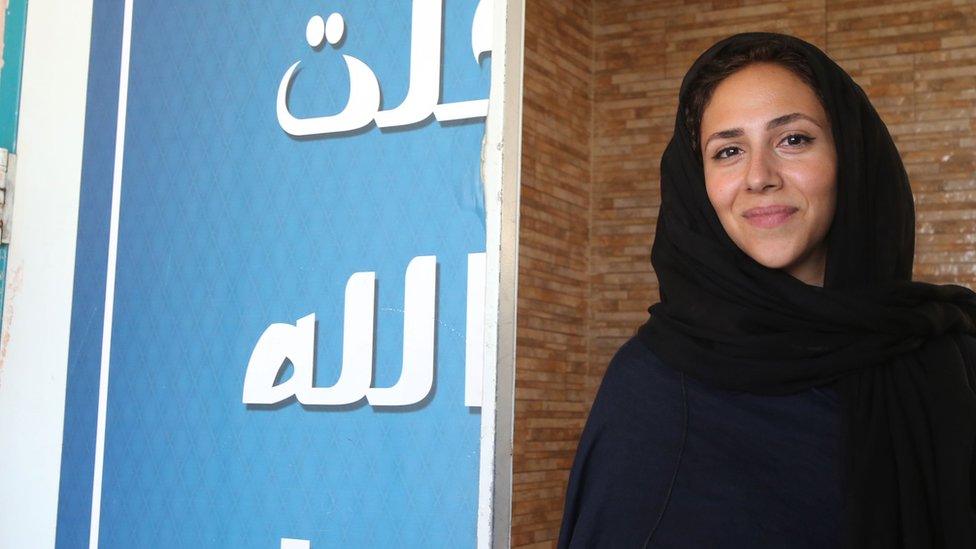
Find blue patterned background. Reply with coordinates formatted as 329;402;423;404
58;1;490;547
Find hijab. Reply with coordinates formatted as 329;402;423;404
637;32;976;548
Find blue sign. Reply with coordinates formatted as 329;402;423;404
57;1;492;547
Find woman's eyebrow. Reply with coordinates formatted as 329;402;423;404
767;112;821;130
703;112;822;149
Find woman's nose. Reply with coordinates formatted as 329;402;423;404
745;149;781;192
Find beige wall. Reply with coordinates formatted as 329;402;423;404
515;0;976;546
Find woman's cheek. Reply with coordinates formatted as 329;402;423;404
704;173;737;214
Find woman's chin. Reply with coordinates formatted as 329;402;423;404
747;247;826;285
738;244;799;271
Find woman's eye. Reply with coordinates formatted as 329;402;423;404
782;134;814;147
713;146;741;160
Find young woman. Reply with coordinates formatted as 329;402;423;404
558;33;976;548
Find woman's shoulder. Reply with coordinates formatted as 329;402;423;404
588;336;684;422
608;334;668;368
601;336;680;390
559;336;688;547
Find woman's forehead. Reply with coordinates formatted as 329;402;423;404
701;63;828;132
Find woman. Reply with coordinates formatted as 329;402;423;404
558;33;976;548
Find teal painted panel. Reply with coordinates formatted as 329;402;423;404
1;0;28;151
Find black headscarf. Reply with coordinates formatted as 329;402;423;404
637;32;976;548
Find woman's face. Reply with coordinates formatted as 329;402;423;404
700;62;837;286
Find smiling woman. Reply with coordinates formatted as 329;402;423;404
558;32;976;549
699;63;837;286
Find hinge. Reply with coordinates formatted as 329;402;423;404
0;148;14;244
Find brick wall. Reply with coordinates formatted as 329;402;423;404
514;1;593;546
515;1;976;546
826;2;976;283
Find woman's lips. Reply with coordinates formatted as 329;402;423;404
742;205;798;228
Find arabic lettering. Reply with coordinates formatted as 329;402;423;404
276;0;492;137
305;13;345;48
276;12;381;136
242;254;486;408
434;0;491;122
373;0;441;128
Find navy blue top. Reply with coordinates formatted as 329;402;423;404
558;336;845;548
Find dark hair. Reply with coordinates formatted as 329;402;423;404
684;35;828;154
